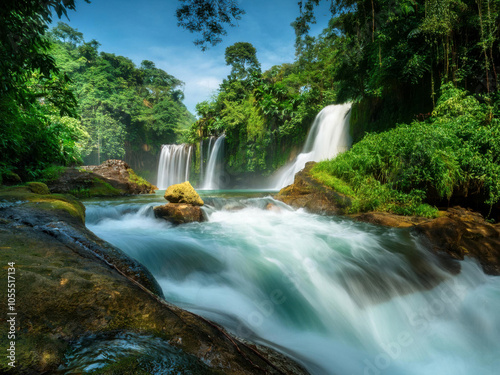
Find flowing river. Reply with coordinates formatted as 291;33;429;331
84;192;500;375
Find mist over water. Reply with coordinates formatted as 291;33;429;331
85;194;500;375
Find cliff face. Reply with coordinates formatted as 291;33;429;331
276;164;500;276
0;185;308;375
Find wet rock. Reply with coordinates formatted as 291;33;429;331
413;207;500;275
265;202;281;212
164;181;204;206
154;203;204;224
276;162;351;215
352;211;432;228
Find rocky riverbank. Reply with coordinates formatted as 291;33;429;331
0;185;307;374
277;163;500;276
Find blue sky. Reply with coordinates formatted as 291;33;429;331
57;0;332;114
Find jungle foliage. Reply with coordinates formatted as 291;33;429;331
188;0;499;216
0;1;88;182
0;0;233;183
304;0;500;217
49;23;194;168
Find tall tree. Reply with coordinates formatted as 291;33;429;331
225;42;261;80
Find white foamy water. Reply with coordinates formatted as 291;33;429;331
85;195;500;375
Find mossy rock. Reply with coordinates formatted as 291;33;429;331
27;182;51;195
1;171;22;186
154;203;204;224
164;181;204;206
0;186;85;226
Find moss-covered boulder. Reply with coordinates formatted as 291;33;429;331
83;159;157;195
276;162;351;215
164;181;204;206
0;171;22;186
46;160;157;198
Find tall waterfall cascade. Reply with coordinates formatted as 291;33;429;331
272;103;352;189
156;144;192;189
200;135;225;190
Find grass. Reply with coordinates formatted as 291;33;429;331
311;165;439;218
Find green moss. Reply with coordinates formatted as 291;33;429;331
27;182;51;195
88;178;122;197
0;186;86;224
28;194;86;224
127;168;152;187
311;170;355;197
69;187;91;198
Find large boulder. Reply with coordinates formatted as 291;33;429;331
154;203;204;224
83;159;157;195
164;181;204;206
46;160;157;197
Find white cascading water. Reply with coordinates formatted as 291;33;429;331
200;135;225;190
272;103;352;189
85;195;500;375
156;144;192;189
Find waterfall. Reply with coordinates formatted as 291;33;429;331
200;135;225;190
156;144;192;189
272;103;352;189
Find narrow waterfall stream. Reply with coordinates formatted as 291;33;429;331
84;194;500;375
272;104;352;189
200;135;225;190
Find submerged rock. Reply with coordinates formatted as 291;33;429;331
164;181;204;206
47;159;157;198
154;203;204;224
0;186;308;375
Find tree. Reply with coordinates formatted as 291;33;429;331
49;21;84;48
0;0;89;103
225;42;261;80
176;0;245;50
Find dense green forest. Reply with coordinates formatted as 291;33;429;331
49;23;194;176
188;0;500;217
0;1;197;183
1;0;500;218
